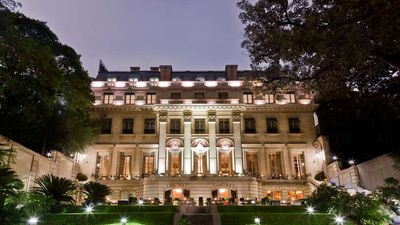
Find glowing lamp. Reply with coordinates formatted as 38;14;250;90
228;81;242;87
334;215;344;225
332;155;338;161
85;205;93;213
138;200;144;206
306;206;315;214
158;81;171;87
91;81;105;88
348;159;355;165
181;81;194;87
28;217;39;225
254;217;261;225
135;81;147;88
205;81;218;87
120;217;128;225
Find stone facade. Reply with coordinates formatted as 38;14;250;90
78;64;328;203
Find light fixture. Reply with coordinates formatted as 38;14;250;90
334;215;344;225
348;159;355;165
332;155;338;161
138;199;144;206
46;152;51;157
306;206;315;214
120;217;128;225
28;217;39;225
251;200;256;204
254;217;261;225
85;205;93;214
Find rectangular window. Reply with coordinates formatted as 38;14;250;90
124;93;135;104
107;76;117;82
170;119;181;134
219;119;230;134
218;92;228;99
288;118;301;133
293;153;306;179
246;152;258;176
265;94;274;103
244;118;256;133
143;154;154;175
122;119;134;134
266;118;278;133
285;93;296;103
170;92;181;99
146;93;157;104
243;92;253;104
101;118;112;134
194;92;205;99
144;119;156;134
269;152;282;178
103;93;114;104
149;77;159;82
194;119;206;134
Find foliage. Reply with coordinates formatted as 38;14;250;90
76;172;88;182
0;142;15;168
0;167;23;225
60;205;177;213
377;177;400;203
33;174;75;206
314;171;326;181
307;184;391;225
83;181;111;204
238;0;400;165
128;194;137;205
0;0;95;154
177;217;191;225
7;192;55;216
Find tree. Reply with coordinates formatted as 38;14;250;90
0;0;96;154
238;0;400;163
33;174;76;206
83;181;111;204
0;167;23;225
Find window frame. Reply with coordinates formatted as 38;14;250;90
194;119;206;134
122;119;134;134
144;118;156;134
244;118;256;133
243;92;254;104
266;118;278;133
146;93;157;104
124;93;135;104
169;119;181;134
288;118;301;133
218;119;230;134
103;92;114;104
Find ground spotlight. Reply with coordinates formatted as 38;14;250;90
85;205;93;214
334;215;344;225
120;217;128;225
332;155;338;161
138;199;144;206
28;217;39;225
348;159;355;165
306;206;315;214
254;217;261;225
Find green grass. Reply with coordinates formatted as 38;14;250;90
217;205;306;213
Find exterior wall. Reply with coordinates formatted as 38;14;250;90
0;135;77;191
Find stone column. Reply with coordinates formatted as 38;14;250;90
282;144;291;178
232;111;243;174
258;146;266;177
183;111;192;175
158;111;167;175
208;111;217;175
110;145;119;179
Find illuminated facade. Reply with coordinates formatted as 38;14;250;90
78;63;328;203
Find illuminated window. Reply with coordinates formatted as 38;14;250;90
103;93;114;104
244;118;256;133
170;92;181;99
269;152;282;178
143;154;154;175
219;119;230;134
246;152;258;176
194;119;206;133
284;93;296;103
273;191;281;200
149;77;159;82
146;93;157;104
125;93;135;104
172;77;181;81
266;118;278;133
195;76;205;82
107;76;117;82
265;94;274;103
128;76;139;82
288;118;301;133
243;92;253;104
101;119;112;134
122;119;134;134
144;119;156;134
170;119;181;134
288;191;296;200
292;153;306;178
296;191;304;199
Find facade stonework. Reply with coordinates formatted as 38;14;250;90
78;64;328;203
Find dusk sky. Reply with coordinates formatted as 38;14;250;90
18;0;252;77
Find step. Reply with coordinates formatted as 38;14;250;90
184;214;213;225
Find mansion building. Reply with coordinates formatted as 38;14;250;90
78;63;329;204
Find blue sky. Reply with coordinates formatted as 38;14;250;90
18;0;252;77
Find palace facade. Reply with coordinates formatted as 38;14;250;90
78;63;329;204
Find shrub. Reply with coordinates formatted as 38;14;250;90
34;174;76;206
83;181;111;204
76;173;88;182
314;171;326;181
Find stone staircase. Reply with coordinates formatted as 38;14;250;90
175;206;220;225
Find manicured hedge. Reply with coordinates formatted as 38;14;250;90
220;213;355;225
217;205;306;213
41;212;175;225
59;205;177;213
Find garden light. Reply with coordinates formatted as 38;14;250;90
306;206;315;214
28;217;39;225
334;215;344;225
348;159;355;165
138;199;144;206
254;217;261;225
121;217;128;225
85;205;93;214
332;155;338;161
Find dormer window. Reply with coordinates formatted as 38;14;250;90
107;76;117;82
103;93;114;104
150;77;159;82
285;93;296;103
129;76;139;82
195;76;205;82
172;77;181;81
217;77;226;81
243;92;254;104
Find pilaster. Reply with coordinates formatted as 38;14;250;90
158;111;167;174
183;111;192;175
232;111;243;174
110;145;119;179
208;111;217;175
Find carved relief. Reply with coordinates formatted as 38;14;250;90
159;111;168;122
208;111;216;122
183;111;192;122
232;111;241;122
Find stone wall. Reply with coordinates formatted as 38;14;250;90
0;135;78;191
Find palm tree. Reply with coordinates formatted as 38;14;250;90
0;167;23;199
34;174;75;205
83;182;111;204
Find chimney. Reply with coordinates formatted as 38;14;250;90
225;65;238;80
130;67;140;72
150;67;160;72
159;65;172;81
